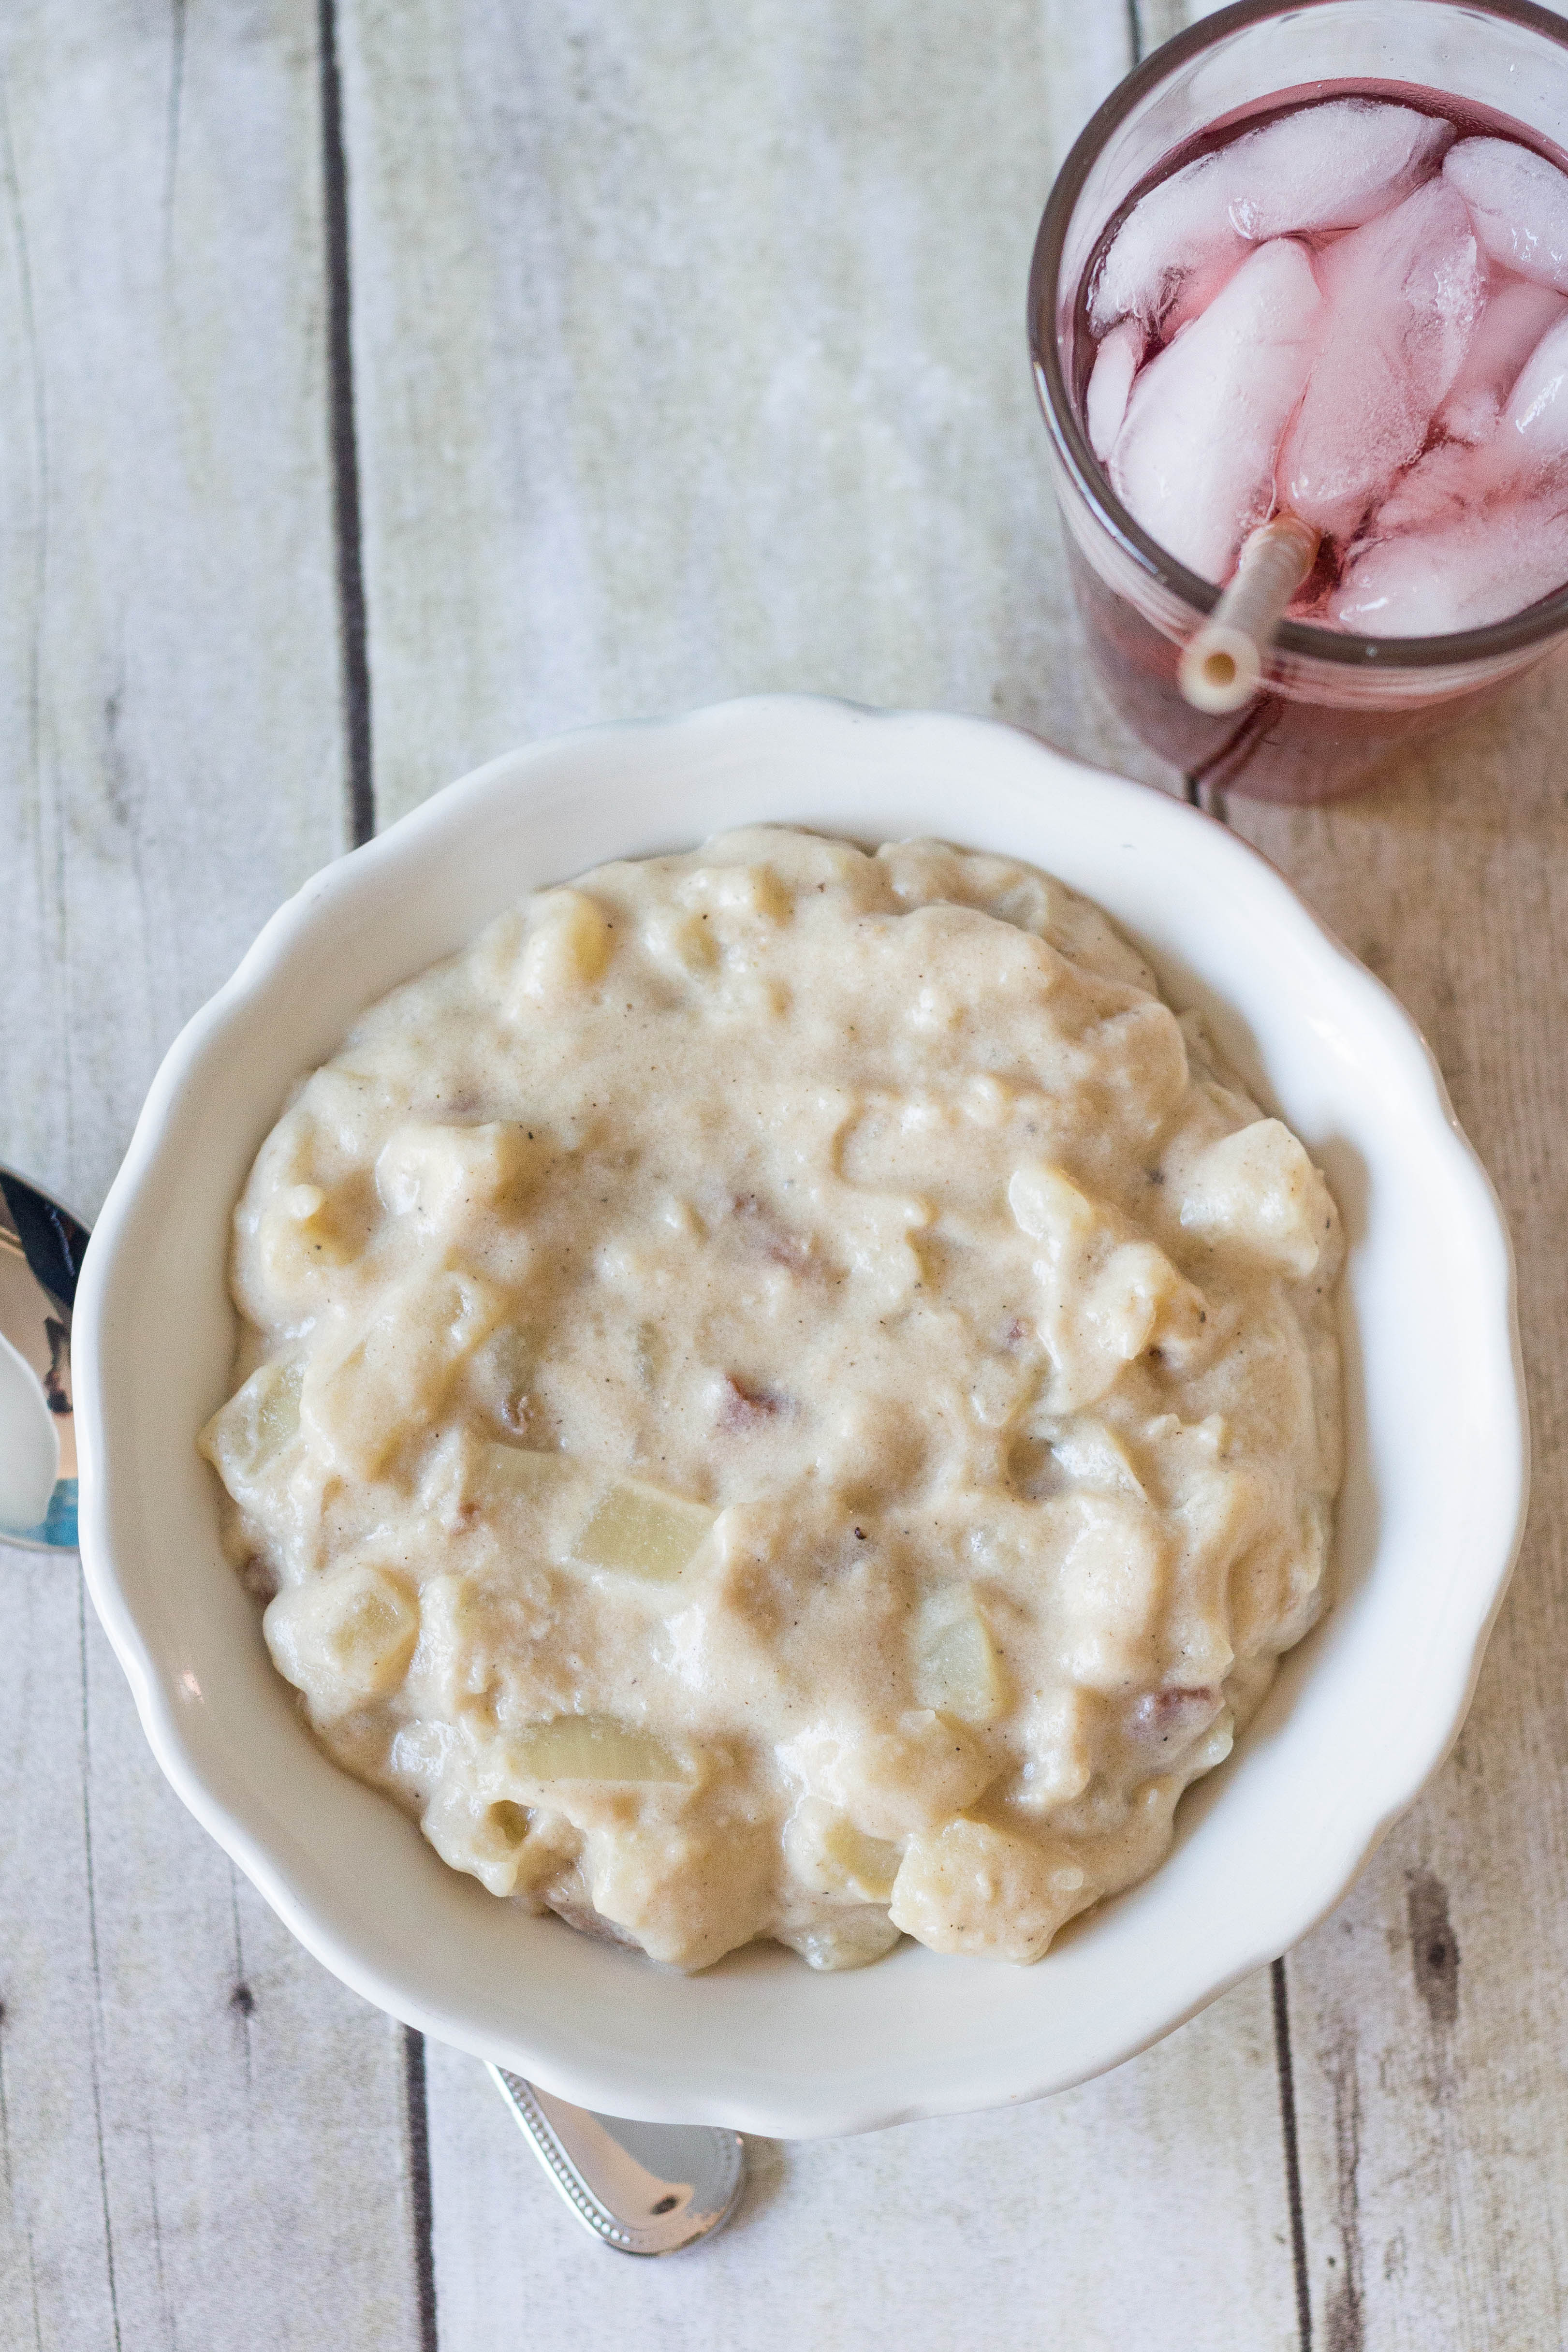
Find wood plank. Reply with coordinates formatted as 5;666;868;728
0;3;355;1219
338;0;1165;827
0;7;424;2346
1231;678;1568;2352
425;1979;1299;2352
0;1563;430;2352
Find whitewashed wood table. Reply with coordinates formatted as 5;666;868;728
4;3;1567;2345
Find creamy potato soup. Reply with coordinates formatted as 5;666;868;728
202;828;1343;1973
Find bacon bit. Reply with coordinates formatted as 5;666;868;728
546;1893;645;1951
1126;1686;1221;1749
1003;1316;1034;1348
732;1193;815;1273
718;1373;792;1431
454;1499;483;1530
766;1232;815;1272
240;1554;279;1602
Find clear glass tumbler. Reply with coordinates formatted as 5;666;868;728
1029;0;1568;803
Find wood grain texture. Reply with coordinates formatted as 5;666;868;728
425;1984;1299;2352
1232;670;1568;2351
5;0;1566;2343
337;0;1163;824
0;7;422;2347
0;0;350;1221
0;1563;429;2352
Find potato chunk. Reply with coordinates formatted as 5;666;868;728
784;1798;904;1901
786;1711;998;1840
264;1563;419;1722
1010;1163;1210;1409
680;861;791;927
889;1817;1093;1962
572;1478;716;1581
1012;1686;1097;1813
783;1909;903;1972
1044;1415;1146;1500
502;1715;689;1783
199;1358;303;1496
301;1270;504;1476
913;1586;1007;1725
1049;1492;1168;1693
422;1781;578;1899
376;1121;542;1229
1180;1118;1337;1279
264;1173;373;1265
819;1818;902;1900
1009;1160;1097;1248
584;1812;774;1972
517;889;614;1004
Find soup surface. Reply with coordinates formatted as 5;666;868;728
202;828;1343;1972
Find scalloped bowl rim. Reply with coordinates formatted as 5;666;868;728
74;696;1527;2138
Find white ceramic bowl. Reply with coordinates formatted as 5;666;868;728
76;697;1526;2138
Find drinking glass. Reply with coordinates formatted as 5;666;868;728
1029;0;1568;803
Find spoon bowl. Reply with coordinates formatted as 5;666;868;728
0;1167;88;1551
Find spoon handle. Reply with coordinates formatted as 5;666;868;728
487;2067;745;2255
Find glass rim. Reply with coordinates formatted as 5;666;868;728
1027;0;1568;672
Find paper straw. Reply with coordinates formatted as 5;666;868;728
1178;512;1321;716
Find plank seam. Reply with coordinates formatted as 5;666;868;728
0;76;49;817
144;2127;174;2347
317;0;375;848
227;1868;255;2093
403;2026;440;2352
76;1585;125;2352
1272;1957;1314;2352
162;0;187;253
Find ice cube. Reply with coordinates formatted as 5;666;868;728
1225;97;1453;241
1505;308;1568;466
1445;137;1568;294
1333;482;1568;634
1159;242;1247;339
1370;439;1488;536
1108;238;1322;583
1090;151;1248;331
1438;276;1567;444
1085;319;1143;458
1363;303;1568;547
1279;179;1483;542
1091;98;1451;330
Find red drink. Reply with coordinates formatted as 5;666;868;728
1031;1;1568;802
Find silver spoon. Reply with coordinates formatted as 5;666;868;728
0;1162;744;2249
0;1165;87;1550
488;2069;745;2253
